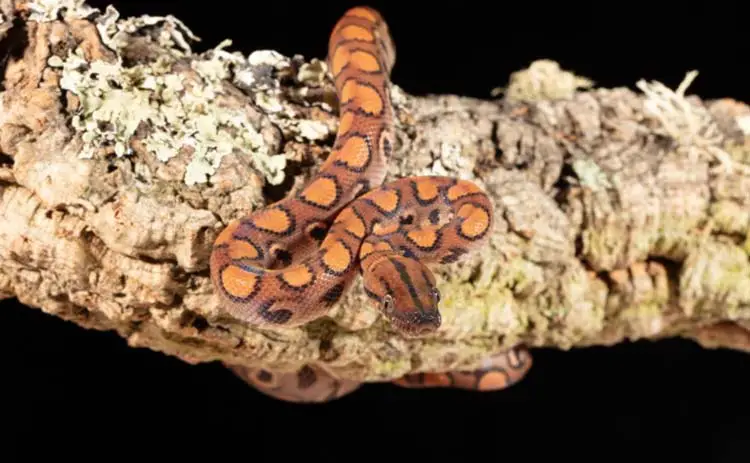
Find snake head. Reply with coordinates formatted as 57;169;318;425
363;254;442;337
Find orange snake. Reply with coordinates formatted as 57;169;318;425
210;6;532;401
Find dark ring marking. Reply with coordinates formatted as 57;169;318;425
409;180;439;207
320;238;355;276
337;78;387;118
247;204;298;238
334;46;386;76
257;299;294;324
404;227;443;252
296;173;344;211
276;264;317;292
218;263;262;303
363;187;402;218
320;282;347;308
455;202;492;242
332;131;375;173
440;247;468;264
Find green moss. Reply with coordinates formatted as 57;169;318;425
724;138;750;165
710;201;750;236
680;242;750;316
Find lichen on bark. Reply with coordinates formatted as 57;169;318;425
1;1;749;384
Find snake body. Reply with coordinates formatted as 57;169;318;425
228;349;533;403
210;6;533;400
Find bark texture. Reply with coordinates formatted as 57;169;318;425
1;1;749;383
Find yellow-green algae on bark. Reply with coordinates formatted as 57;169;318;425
0;0;749;384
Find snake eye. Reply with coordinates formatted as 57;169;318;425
382;294;395;315
431;287;441;303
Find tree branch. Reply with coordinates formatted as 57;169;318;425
1;1;749;383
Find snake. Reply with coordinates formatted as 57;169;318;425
227;348;533;403
209;6;533;400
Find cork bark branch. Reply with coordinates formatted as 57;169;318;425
2;1;749;383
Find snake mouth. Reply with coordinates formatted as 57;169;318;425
387;309;441;337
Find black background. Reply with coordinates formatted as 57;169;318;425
4;1;750;459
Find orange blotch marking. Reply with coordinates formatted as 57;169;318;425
447;181;483;201
220;265;259;299
407;228;438;249
360;240;392;261
373;221;400;235
341;80;383;115
368;189;399;213
374;241;393;252
214;221;239;245
338;210;366;238
252;207;292;234
323;240;352;273
338;111;354;135
300;177;339;208
476;371;510;390
331;48;380;75
280;265;313;288
359;242;374;258
350;50;380;72
338;24;374;42
337;135;370;169
227;239;259;260
414;179;439;202
345;7;378;21
458;204;490;239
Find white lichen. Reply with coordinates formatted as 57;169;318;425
637;70;750;175
247;50;289;68
296;120;329;141
26;0;98;22
297;59;327;85
54;2;341;187
737;115;750;136
59;39;285;186
93;5;199;56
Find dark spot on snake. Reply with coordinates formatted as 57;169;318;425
400;246;417;259
274;248;293;267
440;247;467;264
308;224;328;242
320;283;346;307
399;213;414;225
256;369;273;383
382;136;392;158
258;300;294;324
428;209;441;225
297;366;318;389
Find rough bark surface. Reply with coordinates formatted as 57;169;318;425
2;1;749;383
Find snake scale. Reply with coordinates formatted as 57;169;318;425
210;6;532;402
